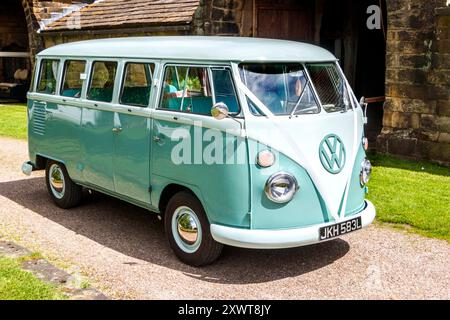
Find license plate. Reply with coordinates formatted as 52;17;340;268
319;217;362;241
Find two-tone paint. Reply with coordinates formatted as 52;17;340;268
25;37;375;249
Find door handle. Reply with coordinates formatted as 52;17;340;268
112;127;123;133
44;109;53;119
153;135;161;142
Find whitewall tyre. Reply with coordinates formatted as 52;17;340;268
45;160;82;209
164;191;223;266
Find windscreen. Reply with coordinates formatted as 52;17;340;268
238;63;319;116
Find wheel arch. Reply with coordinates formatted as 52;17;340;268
158;183;206;218
34;154;49;170
35;153;66;170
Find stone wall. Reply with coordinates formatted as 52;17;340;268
203;0;248;36
22;0;44;67
378;0;450;165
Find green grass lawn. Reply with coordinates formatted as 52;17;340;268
0;103;27;140
367;153;450;242
0;256;66;300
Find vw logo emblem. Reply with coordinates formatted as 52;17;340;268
319;134;346;174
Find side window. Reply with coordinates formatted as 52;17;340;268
159;66;213;115
211;68;240;114
120;63;155;107
37;59;59;94
61;60;86;98
87;61;117;103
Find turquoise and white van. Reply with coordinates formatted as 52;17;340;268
23;37;375;266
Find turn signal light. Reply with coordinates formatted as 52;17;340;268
362;137;369;151
257;150;275;168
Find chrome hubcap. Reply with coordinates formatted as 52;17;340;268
172;206;202;253
178;213;198;245
49;164;65;199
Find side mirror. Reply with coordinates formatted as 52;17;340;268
211;102;229;120
359;96;366;107
360;96;368;125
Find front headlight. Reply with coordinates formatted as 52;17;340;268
264;172;299;203
360;158;372;186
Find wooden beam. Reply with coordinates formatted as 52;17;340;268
252;0;257;37
40;24;191;37
365;96;385;104
0;52;30;58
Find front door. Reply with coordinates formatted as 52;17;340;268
151;64;248;225
255;0;314;42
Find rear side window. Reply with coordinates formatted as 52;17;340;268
120;63;155;107
61;60;86;98
87;61;117;103
37;59;59;94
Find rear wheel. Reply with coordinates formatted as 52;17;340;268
45;160;82;209
164;191;223;266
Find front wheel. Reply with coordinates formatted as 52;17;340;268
45;160;82;209
164;191;223;266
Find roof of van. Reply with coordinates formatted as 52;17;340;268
37;36;337;62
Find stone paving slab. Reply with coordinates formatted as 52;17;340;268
0;241;108;300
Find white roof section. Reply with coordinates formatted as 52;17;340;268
37;36;337;62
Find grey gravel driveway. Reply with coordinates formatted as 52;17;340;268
0;137;449;299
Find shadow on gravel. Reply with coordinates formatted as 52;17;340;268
0;177;350;284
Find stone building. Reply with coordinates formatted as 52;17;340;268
0;1;91;73
1;0;449;164
378;4;449;165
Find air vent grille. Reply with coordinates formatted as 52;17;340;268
32;104;46;135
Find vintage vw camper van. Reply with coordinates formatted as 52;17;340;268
24;37;375;266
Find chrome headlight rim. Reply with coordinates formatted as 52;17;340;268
360;158;372;186
264;171;299;204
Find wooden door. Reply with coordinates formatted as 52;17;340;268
254;0;314;42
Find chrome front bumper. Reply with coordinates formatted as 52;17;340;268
211;200;376;249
